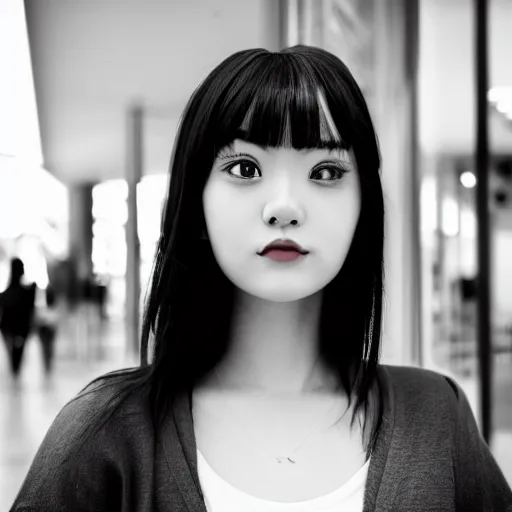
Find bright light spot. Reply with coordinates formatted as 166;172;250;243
137;174;167;244
92;179;129;224
497;101;512;115
92;180;129;277
460;171;477;189
0;0;43;163
488;87;512;119
488;86;512;103
460;206;476;239
442;197;459;237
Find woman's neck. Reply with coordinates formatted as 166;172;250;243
212;290;338;396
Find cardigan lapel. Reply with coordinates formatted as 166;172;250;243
158;387;208;512
362;365;396;511
159;365;394;512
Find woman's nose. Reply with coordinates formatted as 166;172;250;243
263;198;304;228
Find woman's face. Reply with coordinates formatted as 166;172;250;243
202;139;361;302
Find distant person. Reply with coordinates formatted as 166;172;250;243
95;275;109;320
0;258;36;378
36;285;59;376
63;255;80;310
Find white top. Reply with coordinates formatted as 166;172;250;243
197;449;370;512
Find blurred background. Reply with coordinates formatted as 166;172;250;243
1;0;511;508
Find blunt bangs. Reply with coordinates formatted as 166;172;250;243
211;53;352;153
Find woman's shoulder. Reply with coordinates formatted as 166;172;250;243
376;364;512;510
28;370;150;470
11;367;154;510
56;367;152;438
379;363;468;423
35;368;148;454
381;363;462;396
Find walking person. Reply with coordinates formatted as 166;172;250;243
36;285;59;377
0;257;36;379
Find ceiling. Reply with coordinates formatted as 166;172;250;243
25;0;279;184
24;0;512;185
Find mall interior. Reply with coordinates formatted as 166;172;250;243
1;0;512;509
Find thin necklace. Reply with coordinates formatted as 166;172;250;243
211;367;346;465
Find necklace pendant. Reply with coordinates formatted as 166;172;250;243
276;457;296;464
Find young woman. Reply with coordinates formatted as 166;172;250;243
11;46;512;512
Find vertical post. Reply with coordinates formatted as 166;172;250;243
68;183;94;282
68;183;94;358
279;0;300;48
475;0;491;443
373;0;421;366
278;0;323;50
126;104;142;363
405;0;423;366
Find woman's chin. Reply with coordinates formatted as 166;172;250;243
235;285;322;304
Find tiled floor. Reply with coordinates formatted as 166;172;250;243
1;322;511;511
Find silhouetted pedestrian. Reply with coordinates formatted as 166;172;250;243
36;285;59;376
0;258;36;378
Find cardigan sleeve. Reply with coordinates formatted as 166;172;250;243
9;390;124;512
11;379;155;512
444;376;512;512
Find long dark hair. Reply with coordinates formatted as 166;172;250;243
66;45;385;462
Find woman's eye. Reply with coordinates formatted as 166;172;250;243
310;166;346;183
226;161;262;180
220;159;346;183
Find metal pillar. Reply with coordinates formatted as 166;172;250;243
475;0;492;443
279;0;323;49
125;104;142;362
405;0;422;366
279;0;300;48
68;183;94;282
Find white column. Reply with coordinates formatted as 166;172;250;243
372;0;421;366
125;104;143;362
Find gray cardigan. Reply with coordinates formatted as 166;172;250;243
10;365;512;511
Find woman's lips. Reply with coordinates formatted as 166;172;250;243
259;238;308;255
261;249;306;262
